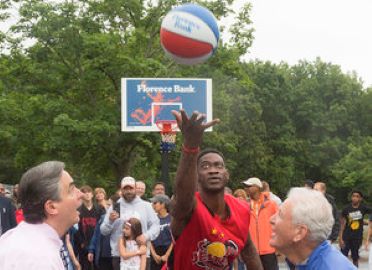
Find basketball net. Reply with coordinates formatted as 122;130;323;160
156;120;177;153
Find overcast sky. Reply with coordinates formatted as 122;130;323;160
1;1;371;88
239;0;372;87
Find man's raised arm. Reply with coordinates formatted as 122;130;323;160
170;110;219;238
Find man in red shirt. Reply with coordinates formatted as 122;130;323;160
170;110;263;270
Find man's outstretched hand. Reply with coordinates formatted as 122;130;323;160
172;109;220;148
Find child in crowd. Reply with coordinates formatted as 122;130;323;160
118;218;147;270
94;187;109;210
233;189;248;202
150;194;173;270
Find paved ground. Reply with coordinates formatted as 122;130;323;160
278;246;370;269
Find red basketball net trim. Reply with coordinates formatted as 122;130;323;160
156;121;177;145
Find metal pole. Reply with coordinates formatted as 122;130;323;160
160;150;171;195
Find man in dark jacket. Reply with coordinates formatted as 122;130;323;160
0;185;17;236
314;181;340;242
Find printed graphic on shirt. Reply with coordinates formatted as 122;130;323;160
348;210;363;230
192;239;238;270
159;223;170;231
81;217;98;235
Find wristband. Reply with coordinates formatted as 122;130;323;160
182;144;200;154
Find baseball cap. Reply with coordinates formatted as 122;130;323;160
241;177;263;188
121;176;136;188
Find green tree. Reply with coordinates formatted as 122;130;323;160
0;0;254;191
332;137;372;200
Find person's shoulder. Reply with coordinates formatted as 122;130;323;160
225;194;249;209
342;204;352;211
325;193;335;203
266;197;278;206
262;194;277;208
224;193;239;203
136;197;154;210
320;245;357;269
95;204;106;214
138;196;151;205
1;247;63;269
0;195;12;205
0;223;52;247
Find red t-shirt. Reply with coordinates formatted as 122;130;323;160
173;192;250;270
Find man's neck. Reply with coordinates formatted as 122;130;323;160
250;192;261;201
200;190;227;218
285;241;319;265
351;202;360;208
83;200;93;210
44;220;65;238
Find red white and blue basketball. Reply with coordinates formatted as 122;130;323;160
160;3;219;65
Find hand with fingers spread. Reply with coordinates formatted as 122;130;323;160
171;109;220;148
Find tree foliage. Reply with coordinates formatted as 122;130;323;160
0;0;370;204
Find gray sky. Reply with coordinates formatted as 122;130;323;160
241;0;372;87
2;0;371;88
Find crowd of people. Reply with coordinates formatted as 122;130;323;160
0;110;371;270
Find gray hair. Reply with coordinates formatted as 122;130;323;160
288;187;334;243
19;161;65;223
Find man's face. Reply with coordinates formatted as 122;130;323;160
351;192;362;205
82;191;93;202
269;199;297;253
152;184;165;196
136;182;146;197
244;185;260;198
197;153;228;193
122;185;136;202
54;171;83;229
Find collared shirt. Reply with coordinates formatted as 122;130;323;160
0;221;64;270
296;241;356;270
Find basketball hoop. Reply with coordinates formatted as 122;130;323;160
156;120;178;152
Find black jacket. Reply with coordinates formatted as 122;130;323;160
0;196;17;235
325;193;340;241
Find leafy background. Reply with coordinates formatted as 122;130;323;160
1;0;371;204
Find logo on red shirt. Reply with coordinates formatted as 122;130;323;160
192;239;239;269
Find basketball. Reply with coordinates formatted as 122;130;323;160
160;3;219;65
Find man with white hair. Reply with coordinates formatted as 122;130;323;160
100;176;160;270
135;180;146;199
270;187;356;269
